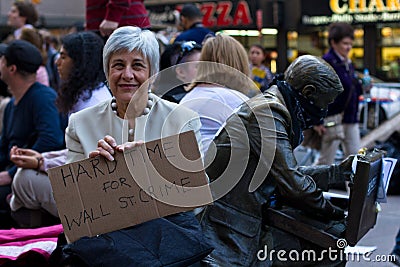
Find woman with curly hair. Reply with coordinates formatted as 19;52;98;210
7;31;112;228
55;31;111;115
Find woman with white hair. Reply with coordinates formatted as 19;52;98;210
53;26;212;266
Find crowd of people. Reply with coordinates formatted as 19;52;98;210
0;1;393;267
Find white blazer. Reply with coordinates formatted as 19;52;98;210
66;95;202;163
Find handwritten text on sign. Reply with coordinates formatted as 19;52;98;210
48;131;212;243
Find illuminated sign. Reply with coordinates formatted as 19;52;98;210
330;0;400;14
147;1;255;29
301;0;400;25
177;1;253;28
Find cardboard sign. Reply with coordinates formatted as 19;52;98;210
48;131;212;243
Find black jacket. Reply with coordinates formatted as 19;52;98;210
200;87;346;266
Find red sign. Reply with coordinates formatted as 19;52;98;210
256;9;262;31
177;1;253;28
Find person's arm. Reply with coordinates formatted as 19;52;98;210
297;155;354;191
31;90;65;153
41;149;68;171
65;113;86;163
249;107;344;220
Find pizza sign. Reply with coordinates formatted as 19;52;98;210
176;1;253;28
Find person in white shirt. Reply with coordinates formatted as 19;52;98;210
180;34;258;155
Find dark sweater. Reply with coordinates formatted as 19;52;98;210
0;82;65;177
174;23;214;44
323;48;362;123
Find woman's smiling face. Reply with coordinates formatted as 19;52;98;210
108;49;150;104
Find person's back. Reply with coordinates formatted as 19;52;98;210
180;34;253;155
181;86;247;155
174;4;214;44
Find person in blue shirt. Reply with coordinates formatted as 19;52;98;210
174;3;214;45
0;40;65;227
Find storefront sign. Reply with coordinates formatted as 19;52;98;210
301;0;400;25
147;1;255;29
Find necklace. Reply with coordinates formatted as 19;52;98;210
111;93;154;136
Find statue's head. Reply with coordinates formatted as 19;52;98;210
284;55;343;109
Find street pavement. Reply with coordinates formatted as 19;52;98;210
346;193;400;266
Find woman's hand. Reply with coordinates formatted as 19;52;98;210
89;136;144;161
89;135;118;161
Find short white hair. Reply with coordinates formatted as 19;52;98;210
103;26;160;80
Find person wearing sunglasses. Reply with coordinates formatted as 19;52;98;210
158;41;202;103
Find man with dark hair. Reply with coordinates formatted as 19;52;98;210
7;1;39;40
0;40;65;227
174;4;214;44
314;22;363;166
200;55;352;266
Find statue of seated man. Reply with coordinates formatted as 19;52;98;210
200;55;353;267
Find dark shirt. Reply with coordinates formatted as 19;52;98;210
0;82;65;177
323;48;362;123
174;23;214;44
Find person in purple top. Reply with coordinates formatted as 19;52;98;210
314;22;363;165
